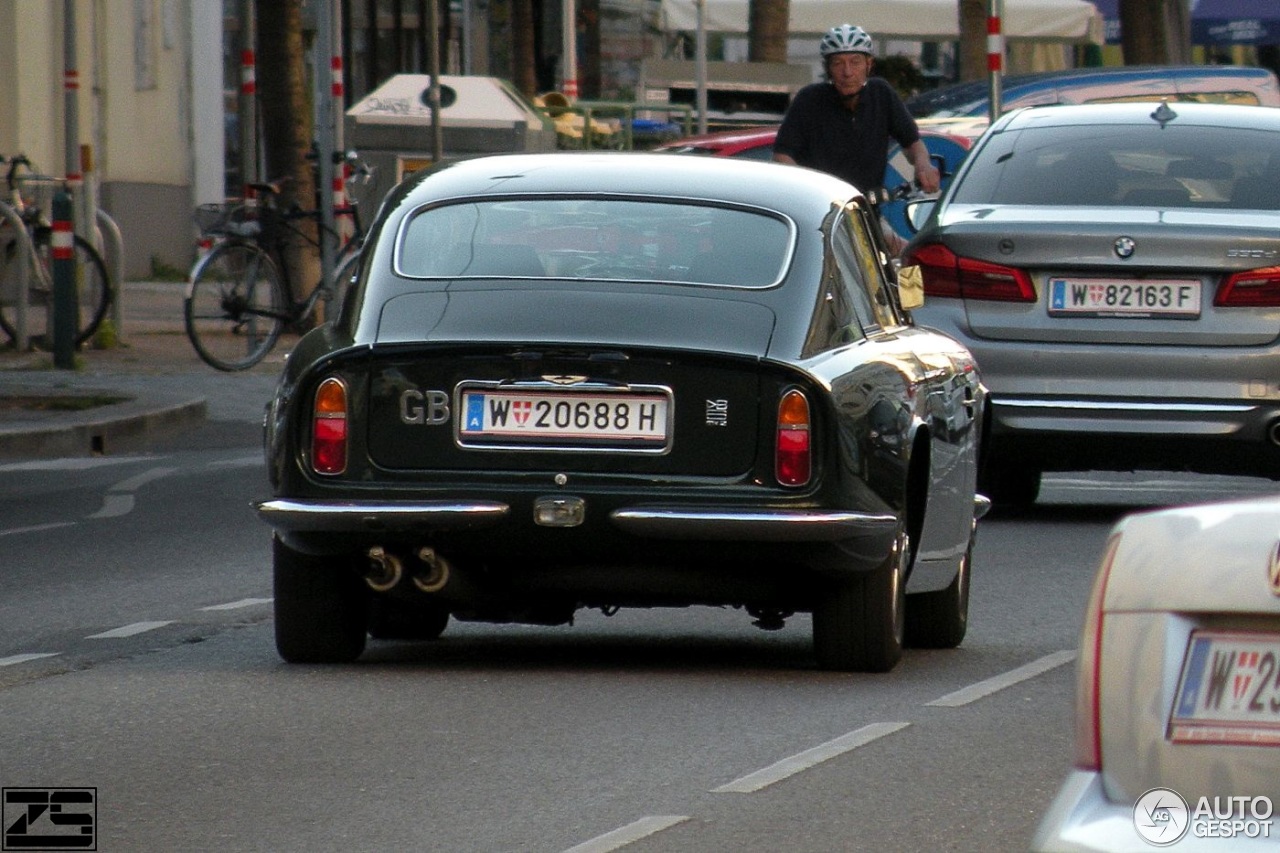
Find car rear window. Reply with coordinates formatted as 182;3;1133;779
951;122;1280;210
396;197;793;287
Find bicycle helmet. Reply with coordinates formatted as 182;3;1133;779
820;25;874;58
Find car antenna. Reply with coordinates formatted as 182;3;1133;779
1150;101;1178;128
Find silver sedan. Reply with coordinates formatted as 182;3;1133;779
903;101;1280;508
1033;494;1280;850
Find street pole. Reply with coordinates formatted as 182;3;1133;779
313;0;336;285
562;0;578;98
695;0;707;134
987;0;1004;123
239;0;258;195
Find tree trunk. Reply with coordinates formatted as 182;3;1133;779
748;0;789;63
958;0;988;82
512;0;538;97
256;0;318;306
1120;0;1191;64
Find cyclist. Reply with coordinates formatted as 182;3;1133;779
773;24;939;253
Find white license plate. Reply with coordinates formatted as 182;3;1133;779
458;386;671;450
1049;277;1201;318
1168;631;1280;746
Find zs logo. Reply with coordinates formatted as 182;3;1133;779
400;389;450;425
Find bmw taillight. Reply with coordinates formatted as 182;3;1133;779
1073;533;1120;771
1215;266;1280;307
904;242;1036;303
311;377;348;476
775;389;811;487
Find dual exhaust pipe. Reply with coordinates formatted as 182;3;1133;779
365;545;452;594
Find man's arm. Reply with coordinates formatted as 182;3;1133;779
904;139;941;193
773;152;798;167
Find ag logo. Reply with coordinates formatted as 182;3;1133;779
1133;787;1189;846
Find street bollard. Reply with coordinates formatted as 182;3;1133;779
51;188;78;369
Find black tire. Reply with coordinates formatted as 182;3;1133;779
905;523;974;649
0;233;112;348
184;242;286;371
978;460;1041;509
272;536;367;664
367;596;449;641
813;528;908;673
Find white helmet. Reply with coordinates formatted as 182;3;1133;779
820;24;874;58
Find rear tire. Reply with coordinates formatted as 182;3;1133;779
273;536;367;664
0;233;112;348
184;242;286;371
813;528;908;673
905;523;973;649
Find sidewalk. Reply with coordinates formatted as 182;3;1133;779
0;280;288;460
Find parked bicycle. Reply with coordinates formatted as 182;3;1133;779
184;167;367;371
0;154;112;348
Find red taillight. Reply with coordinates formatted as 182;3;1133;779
904;242;1036;303
311;377;348;476
1073;533;1121;771
1215;266;1280;307
775;389;811;487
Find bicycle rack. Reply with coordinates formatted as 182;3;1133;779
95;207;124;333
0;198;34;351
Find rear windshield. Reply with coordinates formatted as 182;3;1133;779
951;122;1280;210
396;197;793;287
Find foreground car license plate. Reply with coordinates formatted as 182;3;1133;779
457;384;672;452
1048;277;1201;318
1168;631;1280;746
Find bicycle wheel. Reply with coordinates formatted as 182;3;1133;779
184;241;287;371
0;231;111;349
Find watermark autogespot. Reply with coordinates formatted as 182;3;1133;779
1133;787;1274;846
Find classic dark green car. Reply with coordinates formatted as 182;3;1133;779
255;151;988;672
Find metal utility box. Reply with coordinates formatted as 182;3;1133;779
345;74;558;210
638;60;813;129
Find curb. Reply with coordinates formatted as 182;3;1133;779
0;393;208;460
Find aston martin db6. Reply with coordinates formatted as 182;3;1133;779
255;151;988;672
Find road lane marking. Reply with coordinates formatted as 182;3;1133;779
200;598;272;611
925;650;1076;707
0;653;61;667
110;466;177;493
0;456;160;472
562;816;690;853
711;721;911;794
0;521;77;538
86;621;174;639
89;494;134;519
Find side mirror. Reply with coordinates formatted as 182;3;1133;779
897;264;924;310
904;199;937;234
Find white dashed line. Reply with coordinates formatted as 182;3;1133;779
0;521;77;538
86;621;174;639
711;721;911;794
926;650;1077;707
0;653;61;667
200;598;273;611
562;816;690;853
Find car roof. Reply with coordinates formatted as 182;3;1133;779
905;64;1280;117
989;98;1280;132
390;151;859;217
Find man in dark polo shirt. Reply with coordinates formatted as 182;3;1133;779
774;24;939;207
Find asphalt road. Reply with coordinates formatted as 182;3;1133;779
2;430;1276;851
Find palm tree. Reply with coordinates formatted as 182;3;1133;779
748;0;790;63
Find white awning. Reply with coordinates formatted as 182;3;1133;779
659;0;1105;44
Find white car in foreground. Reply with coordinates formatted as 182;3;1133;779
1034;491;1280;845
1034;494;1280;850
